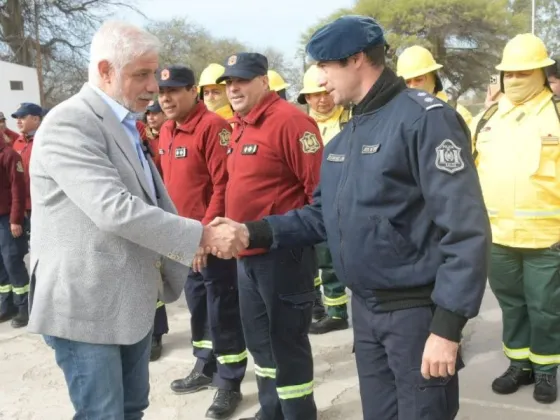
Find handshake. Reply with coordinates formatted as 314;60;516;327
193;217;250;271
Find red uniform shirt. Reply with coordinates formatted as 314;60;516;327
12;133;34;211
136;121;162;175
0;143;26;225
159;101;231;224
226;92;323;256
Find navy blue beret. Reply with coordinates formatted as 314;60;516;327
306;15;386;61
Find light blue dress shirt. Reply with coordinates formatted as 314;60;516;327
89;84;156;201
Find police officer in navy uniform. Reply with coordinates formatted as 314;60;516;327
206;16;491;419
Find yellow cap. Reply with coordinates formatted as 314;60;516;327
297;65;326;104
496;33;555;72
396;46;443;80
268;70;290;91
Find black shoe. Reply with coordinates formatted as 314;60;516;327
309;316;349;335
11;307;28;328
312;291;326;321
150;336;163;362
492;365;534;394
205;389;242;419
170;370;212;394
533;372;557;404
240;411;261;420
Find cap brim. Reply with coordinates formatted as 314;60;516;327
11;111;25;118
216;69;262;84
158;80;192;87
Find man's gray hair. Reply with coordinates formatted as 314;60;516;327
88;21;161;85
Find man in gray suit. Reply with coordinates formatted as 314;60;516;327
27;21;247;419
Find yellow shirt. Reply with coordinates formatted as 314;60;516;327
471;89;560;248
436;91;473;127
310;106;346;145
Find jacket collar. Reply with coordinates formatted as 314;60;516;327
352;68;407;116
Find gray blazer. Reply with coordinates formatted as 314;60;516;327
28;84;203;345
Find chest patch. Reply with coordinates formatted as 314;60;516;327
16;161;24;172
327;153;345;162
175;147;187;158
241;144;258;155
362;144;380;154
435;139;465;174
158;148;165;155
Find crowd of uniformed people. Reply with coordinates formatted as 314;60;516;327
1;13;560;420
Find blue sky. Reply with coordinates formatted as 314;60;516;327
122;0;355;62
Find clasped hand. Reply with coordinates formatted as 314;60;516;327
192;217;249;272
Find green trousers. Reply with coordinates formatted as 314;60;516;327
489;244;560;372
314;242;348;319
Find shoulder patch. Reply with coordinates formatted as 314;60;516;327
16;161;24;173
218;128;230;146
299;131;321;154
435;139;465;174
407;91;444;111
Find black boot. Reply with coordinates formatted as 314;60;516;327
533;372;557;404
205;389;242;419
492;365;534;394
11;305;28;328
239;410;262;420
309;316;349;334
150;335;163;362
170;370;212;394
312;288;326;321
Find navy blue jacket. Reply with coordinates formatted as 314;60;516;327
251;76;491;341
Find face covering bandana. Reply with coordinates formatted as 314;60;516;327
504;71;546;104
205;95;230;112
309;106;339;123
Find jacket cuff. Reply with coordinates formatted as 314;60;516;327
429;306;467;343
10;212;24;225
244;220;273;249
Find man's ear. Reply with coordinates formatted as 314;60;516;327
98;60;112;83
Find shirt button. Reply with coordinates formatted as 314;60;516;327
155;261;162;269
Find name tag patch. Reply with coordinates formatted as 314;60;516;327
158;148;165;155
241;144;258;155
541;135;559;146
327;153;345;162
362;144;380;154
175;147;187;158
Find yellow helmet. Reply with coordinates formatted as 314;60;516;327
496;33;555;72
297;65;326;104
268;70;290;92
198;63;226;99
396;46;443;80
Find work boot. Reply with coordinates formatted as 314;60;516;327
11;306;28;328
170;370;212;394
312;290;326;321
150;335;163;362
205;389;242;419
533;372;558;404
309;316;349;334
240;410;262;420
491;365;534;394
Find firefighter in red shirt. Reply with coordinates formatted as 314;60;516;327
11;102;42;239
217;52;322;420
143;99;166;174
0;140;30;328
0;112;19;145
156;65;246;420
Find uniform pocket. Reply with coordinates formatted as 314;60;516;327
369;215;418;264
533;143;559;179
276;290;315;335
411;369;459;420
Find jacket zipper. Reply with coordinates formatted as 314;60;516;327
335;119;356;279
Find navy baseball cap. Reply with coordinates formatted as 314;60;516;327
11;102;43;118
216;53;268;84
306;15;386;62
146;99;162;113
157;65;196;87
